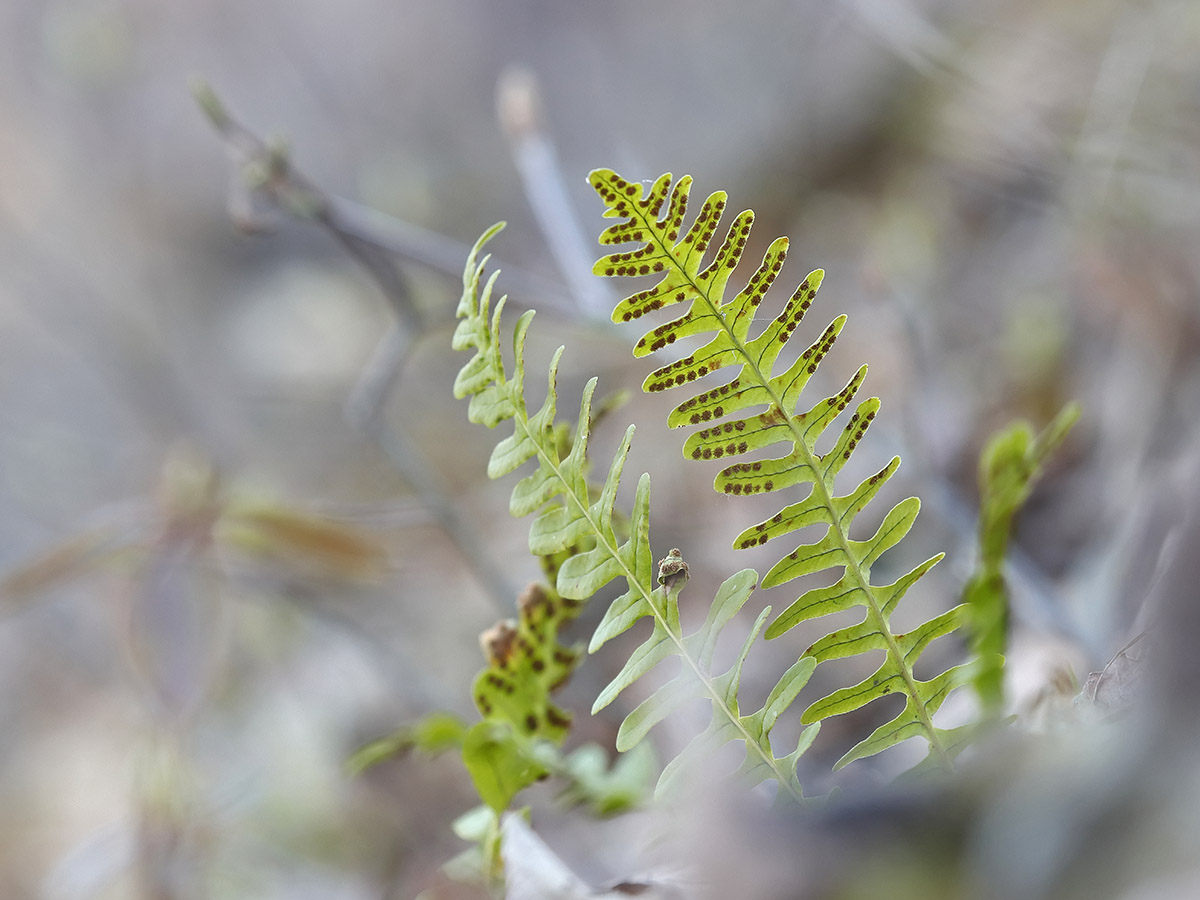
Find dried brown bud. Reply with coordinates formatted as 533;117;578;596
479;619;519;668
657;547;690;592
517;582;551;621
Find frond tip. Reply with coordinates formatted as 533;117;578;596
592;168;967;771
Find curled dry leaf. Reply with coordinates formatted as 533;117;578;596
1082;630;1150;718
218;503;391;582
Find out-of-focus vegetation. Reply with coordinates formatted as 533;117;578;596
1;1;1199;897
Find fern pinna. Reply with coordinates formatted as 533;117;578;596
455;223;818;800
590;169;971;770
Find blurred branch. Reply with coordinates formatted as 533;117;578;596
846;0;958;77
192;77;577;318
192;79;420;328
1064;5;1157;215
193;79;519;610
497;66;613;319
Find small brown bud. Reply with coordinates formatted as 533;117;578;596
657;548;690;592
479;619;519;667
517;582;550;620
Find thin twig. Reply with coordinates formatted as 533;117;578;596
497;66;614;318
193;77;578;318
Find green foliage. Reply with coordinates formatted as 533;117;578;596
439;171;1069;819
590;552;819;798
346;712;469;775
965;403;1080;713
455;224;819;800
350;567;652;888
558;741;658;816
472;582;580;747
460;721;555;814
453;220;637;746
351;577;584;816
348;162;1086;900
590;169;967;770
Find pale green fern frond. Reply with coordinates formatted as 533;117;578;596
591;169;967;771
454;223;642;610
456;225;817;799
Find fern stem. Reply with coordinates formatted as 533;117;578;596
628;207;952;771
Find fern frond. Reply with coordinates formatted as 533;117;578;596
592;169;965;770
454;222;644;612
456;224;817;799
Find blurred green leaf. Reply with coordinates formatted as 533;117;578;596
966;402;1080;712
346;711;469;774
559;742;656;816
462;722;552;814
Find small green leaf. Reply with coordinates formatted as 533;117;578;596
346;712;469;774
461;721;551;813
559;742;656;816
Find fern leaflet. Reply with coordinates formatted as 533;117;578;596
591;169;967;770
456;224;817;799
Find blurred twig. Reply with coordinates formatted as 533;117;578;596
192;77;577;318
193;79;519;610
497;66;614;319
845;0;958;77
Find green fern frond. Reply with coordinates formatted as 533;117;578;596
456;225;817;799
591;169;966;770
454;222;643;611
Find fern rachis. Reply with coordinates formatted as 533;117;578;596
591;169;968;770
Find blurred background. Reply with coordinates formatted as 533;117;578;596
1;0;1199;897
